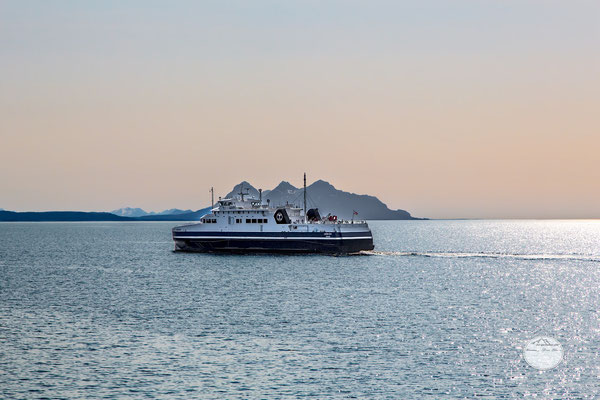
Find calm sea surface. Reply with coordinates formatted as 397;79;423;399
1;220;599;399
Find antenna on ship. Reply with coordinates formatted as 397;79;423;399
303;172;307;223
210;187;214;209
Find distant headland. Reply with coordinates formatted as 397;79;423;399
0;180;424;222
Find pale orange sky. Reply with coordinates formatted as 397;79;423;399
1;1;599;218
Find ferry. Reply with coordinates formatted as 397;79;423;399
172;174;374;254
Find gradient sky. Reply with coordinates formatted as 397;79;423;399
1;1;599;218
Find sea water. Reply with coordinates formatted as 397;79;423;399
0;220;599;399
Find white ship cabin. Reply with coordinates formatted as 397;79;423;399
199;197;306;226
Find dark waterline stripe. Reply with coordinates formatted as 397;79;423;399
172;231;371;238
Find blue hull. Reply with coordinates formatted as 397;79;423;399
173;237;374;254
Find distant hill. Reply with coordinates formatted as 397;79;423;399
0;179;422;222
111;207;148;217
0;210;134;222
111;207;193;217
0;208;211;222
157;208;192;216
225;179;422;220
136;207;212;221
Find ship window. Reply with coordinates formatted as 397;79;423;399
212;219;216;223
251;219;257;223
246;219;251;223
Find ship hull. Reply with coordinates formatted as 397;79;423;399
173;233;374;254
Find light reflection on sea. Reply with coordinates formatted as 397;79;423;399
0;220;599;399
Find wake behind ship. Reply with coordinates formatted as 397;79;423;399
172;175;374;254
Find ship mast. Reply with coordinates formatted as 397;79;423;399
238;183;249;202
303;172;307;223
210;187;214;209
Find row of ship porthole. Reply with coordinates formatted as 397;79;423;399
202;217;270;224
235;218;268;224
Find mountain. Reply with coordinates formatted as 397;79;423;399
111;207;148;217
264;181;300;207
224;179;422;220
301;180;416;219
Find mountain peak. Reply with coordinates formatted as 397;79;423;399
111;207;148;217
272;181;298;191
226;181;260;199
309;179;335;190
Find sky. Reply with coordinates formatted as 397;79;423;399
1;0;598;219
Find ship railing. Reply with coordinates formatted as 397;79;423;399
309;219;367;225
